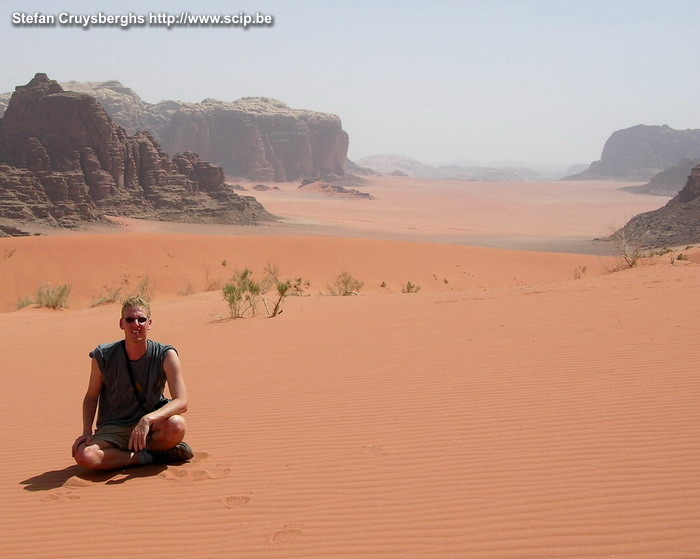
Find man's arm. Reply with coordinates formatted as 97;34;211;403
128;349;188;451
151;349;188;419
71;358;103;456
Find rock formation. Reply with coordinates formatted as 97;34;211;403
161;97;349;182
621;158;699;196
0;74;273;233
614;164;700;247
567;124;700;181
59;80;174;135
297;180;374;200
0;80;350;182
343;157;377;177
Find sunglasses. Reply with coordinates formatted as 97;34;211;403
124;316;149;324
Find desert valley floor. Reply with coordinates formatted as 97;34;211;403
1;177;698;558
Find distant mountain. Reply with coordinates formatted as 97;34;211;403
0;79;349;182
561;163;589;177
343;157;377;176
434;164;540;181
0;74;272;234
565;124;700;181
621;158;699;196
353;154;570;181
354;154;440;179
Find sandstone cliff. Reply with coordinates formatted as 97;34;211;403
0;74;272;233
1;80;350;182
567;124;700;181
615;164;700;247
161;97;349;181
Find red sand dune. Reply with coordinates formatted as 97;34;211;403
0;233;614;313
1;177;698;558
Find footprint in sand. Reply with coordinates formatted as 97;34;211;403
160;461;232;482
157;450;212;480
192;462;232;481
159;468;190;480
223;495;250;508
269;524;304;545
190;451;210;463
40;490;80;502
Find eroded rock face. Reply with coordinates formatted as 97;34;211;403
157;97;349;181
568;125;700;181
616;165;700;247
622;158;700;196
0;74;273;231
1;81;350;182
59;80;173;135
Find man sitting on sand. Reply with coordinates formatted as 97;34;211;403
72;296;193;470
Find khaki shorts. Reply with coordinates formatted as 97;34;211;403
92;423;139;451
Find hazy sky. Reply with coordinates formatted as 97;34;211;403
2;0;698;166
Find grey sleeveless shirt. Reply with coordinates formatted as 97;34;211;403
90;340;177;427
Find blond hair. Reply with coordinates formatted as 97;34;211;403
121;296;151;317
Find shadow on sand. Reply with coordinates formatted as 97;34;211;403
20;463;167;491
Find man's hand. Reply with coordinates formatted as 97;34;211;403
72;434;93;456
129;416;152;451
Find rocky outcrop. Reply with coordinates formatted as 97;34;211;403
160;97;348;181
567;125;700;181
621;158;699;196
59;80;175;135
1;81;350;182
615;165;700;247
0;163;96;228
0;74;273;231
298;179;374;200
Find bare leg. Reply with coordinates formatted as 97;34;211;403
147;415;187;451
73;439;142;471
74;416;187;470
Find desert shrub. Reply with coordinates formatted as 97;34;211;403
93;274;155;305
263;267;292;318
261;265;310;316
16;296;34;310
676;253;688;261
91;279;127;307
288;276;311;296
401;281;421;293
328;272;363;296
222;268;262;318
131;274;155;302
650;248;673;256
221;265;310;319
35;283;72;309
608;228;650;270
269;280;292;316
178;283;197;296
